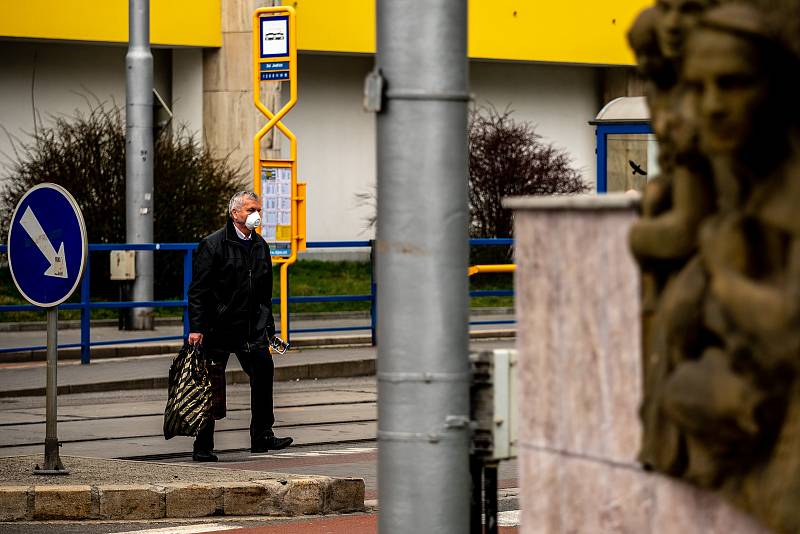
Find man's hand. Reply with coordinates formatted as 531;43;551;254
188;333;204;346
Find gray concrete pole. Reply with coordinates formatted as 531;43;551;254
126;0;154;330
375;1;470;532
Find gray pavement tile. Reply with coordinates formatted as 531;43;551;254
0;404;376;448
1;421;377;459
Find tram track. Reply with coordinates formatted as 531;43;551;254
0;377;378;460
0;418;378;452
0;399;376;428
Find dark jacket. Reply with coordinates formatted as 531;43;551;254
188;220;276;351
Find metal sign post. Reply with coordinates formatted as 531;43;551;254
252;6;306;342
7;183;88;475
44;308;61;472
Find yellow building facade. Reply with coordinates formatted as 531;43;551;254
1;0;650;243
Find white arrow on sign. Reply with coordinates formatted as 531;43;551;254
19;206;68;278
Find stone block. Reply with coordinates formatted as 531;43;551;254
0;486;30;521
515;208;642;465
162;483;221;518
601;461;656;533
33;485;92;520
283;477;324;515
98;484;162;520
511;198;769;534
223;480;285;516
711;497;772;534
651;476;716;534
324;477;365;513
520;448;560;534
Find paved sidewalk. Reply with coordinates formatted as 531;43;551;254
0;345;379;398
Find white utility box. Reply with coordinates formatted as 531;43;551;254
110;250;136;280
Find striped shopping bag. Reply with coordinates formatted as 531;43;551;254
163;344;212;439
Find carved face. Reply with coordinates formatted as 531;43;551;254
655;0;713;58
683;28;770;156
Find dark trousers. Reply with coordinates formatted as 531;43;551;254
194;346;275;452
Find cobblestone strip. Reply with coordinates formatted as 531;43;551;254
0;477;365;521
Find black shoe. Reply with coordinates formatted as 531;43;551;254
192;450;218;462
251;436;293;453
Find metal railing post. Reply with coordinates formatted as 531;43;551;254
285;267;291;343
80;254;91;364
370;239;377;347
182;248;192;341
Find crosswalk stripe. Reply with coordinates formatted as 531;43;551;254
323;448;376;455
115;524;239;534
482;510;520;528
260;446;377;459
498;510;520;527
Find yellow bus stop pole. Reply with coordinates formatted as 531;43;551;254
252;6;303;342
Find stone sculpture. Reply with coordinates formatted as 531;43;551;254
630;2;800;532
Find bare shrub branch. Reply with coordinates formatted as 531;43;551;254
1;102;242;298
468;105;588;237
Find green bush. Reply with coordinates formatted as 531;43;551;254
1;102;242;300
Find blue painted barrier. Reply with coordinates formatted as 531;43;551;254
0;239;515;362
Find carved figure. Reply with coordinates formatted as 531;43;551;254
654;0;716;59
628;0;717;476
632;2;800;532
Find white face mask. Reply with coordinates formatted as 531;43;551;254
244;211;261;230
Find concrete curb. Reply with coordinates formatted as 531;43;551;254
0;477;365;521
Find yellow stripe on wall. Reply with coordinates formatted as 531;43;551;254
469;1;644;65
0;0;221;47
293;0;648;66
293;0;376;55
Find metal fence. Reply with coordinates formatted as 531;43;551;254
0;239;514;363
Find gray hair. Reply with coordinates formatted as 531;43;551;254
229;191;259;215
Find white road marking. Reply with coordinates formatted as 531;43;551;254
323;447;376;454
482;510;520;528
252;446;377;459
115;524;239;534
498;510;520;527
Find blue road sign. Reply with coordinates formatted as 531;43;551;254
7;183;87;307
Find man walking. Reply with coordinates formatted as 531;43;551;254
187;191;292;462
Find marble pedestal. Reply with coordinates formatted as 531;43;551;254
505;195;770;534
